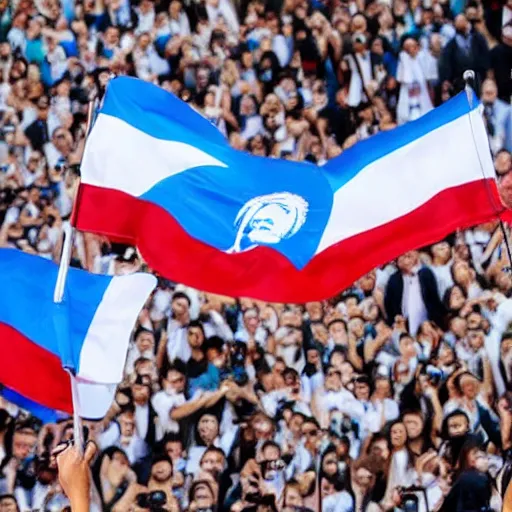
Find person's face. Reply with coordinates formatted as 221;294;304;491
165;440;183;461
375;378;390;398
371;38;383;54
138;34;151;50
453;261;471;285
321;478;335;498
284;372;299;392
482;81;498;104
468;329;485;351
432;242;451;263
273;360;285;376
165;369;185;394
136;360;155;379
307;349;320;367
196;69;210;89
467;313;482;330
358;271;376;293
325;368;342;391
399;335;416;359
12;431;36;460
105;27;119;45
329;321;347;345
370;439;390;460
241;51;253;68
262;445;280;464
53;129;70;151
198;415;219;443
28;188;40;204
450;317;467;339
151;460;172;482
284;486;302;508
454;14;468;33
322;452;338;476
355;468;373;490
397;251;418;274
172;297;189;317
301;422;320;451
288;414;303;437
187;326;204;349
27;153;41;172
329;351;345;371
403;38;419;57
136;332;154;353
354;381;370;401
340;362;354;386
244;309;260;332
438;343;455;365
306;301;323;321
501;337;512;360
461;377;479;399
193;483;214;508
132;383;150;404
0;497;18;512
467;448;488;472
119;412;136;437
403;414;423;441
201;451;224;476
390;423;407;449
449;285;466;310
447;414;469;438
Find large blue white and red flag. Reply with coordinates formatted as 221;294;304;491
75;77;504;302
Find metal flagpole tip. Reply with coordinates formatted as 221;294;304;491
463;70;475;83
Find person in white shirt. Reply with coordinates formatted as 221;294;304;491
312;365;365;429
396;37;434;125
125;327;156;376
353;375;399;438
99;406;148;465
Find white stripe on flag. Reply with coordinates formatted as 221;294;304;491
81;114;228;196
78;273;157;383
315;107;495;253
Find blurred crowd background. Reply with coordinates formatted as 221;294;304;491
0;0;512;510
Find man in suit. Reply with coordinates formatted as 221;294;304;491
438;14;490;94
384;250;446;335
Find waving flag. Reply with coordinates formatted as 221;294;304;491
75;77;504;302
0;249;156;417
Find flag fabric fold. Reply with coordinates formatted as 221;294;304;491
0;249;156;417
75;76;504;302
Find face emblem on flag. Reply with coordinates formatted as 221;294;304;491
228;192;309;253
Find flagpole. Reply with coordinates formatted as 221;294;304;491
463;70;512;272
53;96;99;455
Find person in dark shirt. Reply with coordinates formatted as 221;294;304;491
490;26;512;103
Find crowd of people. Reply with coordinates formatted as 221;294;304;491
0;0;512;510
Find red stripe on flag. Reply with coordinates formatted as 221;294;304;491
75;179;504;302
0;324;72;413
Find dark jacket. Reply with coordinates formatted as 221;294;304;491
439;31;490;94
384;266;446;329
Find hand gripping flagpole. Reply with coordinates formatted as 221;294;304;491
463;70;512;272
53;95;99;455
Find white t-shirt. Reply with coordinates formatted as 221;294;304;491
151;390;187;434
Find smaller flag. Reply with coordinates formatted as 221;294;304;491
0;249;156;417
